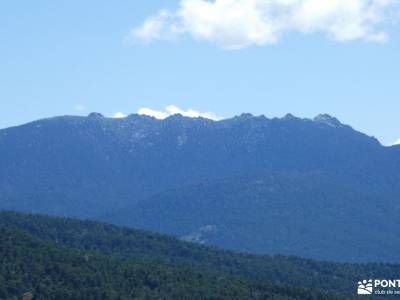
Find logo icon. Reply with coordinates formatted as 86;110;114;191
358;280;373;295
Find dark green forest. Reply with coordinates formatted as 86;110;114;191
1;212;399;299
0;226;343;300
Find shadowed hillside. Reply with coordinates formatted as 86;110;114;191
0;113;399;262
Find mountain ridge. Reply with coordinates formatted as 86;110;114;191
0;112;399;262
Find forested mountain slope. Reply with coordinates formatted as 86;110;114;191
103;171;399;262
3;227;345;300
1;211;399;297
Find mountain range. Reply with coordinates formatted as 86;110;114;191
0;112;399;262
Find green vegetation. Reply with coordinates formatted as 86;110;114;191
0;226;343;300
1;211;400;299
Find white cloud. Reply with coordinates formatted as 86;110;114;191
137;105;221;120
137;107;169;119
390;138;400;146
130;10;185;42
129;0;398;49
112;112;127;118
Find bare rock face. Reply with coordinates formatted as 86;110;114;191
181;225;218;244
22;292;33;300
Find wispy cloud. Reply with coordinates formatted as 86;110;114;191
137;105;221;120
129;0;398;49
131;10;185;42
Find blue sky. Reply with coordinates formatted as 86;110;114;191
0;0;399;145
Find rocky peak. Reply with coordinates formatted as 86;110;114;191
313;114;344;128
88;112;104;119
